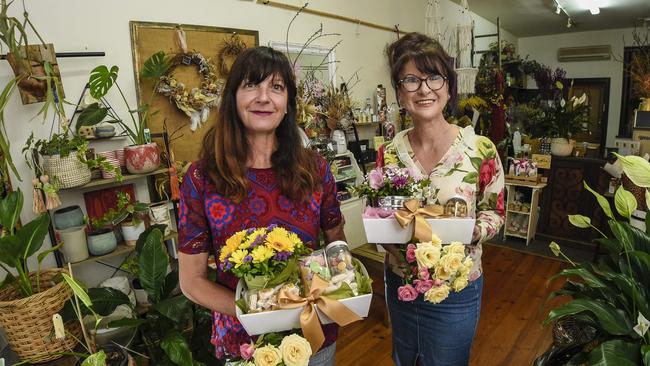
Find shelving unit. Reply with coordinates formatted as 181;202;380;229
503;179;547;245
60;168;168;191
331;150;366;249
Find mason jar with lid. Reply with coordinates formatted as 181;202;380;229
325;240;353;277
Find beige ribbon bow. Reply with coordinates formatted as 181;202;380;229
278;275;362;353
394;199;445;242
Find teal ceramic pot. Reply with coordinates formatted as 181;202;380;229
87;228;117;256
93;125;116;138
53;205;85;230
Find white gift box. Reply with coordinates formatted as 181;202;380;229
363;217;476;244
235;262;373;335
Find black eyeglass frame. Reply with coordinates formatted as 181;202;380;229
397;74;448;92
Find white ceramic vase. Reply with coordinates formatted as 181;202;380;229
550;138;574;156
57;225;89;263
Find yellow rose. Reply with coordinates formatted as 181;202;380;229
251;245;275;263
253;345;282;366
452;276;469;292
440;253;464;273
279;334;312;366
434;264;452;280
415;242;441;269
430;234;442;246
463;257;474;272
424;284;450;304
229;249;249;268
443;242;465;255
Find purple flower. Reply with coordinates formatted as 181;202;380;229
267;223;278;230
274;251;291;261
225;261;234;270
391;175;408;188
246;228;256;235
243;255;253;263
367;168;385;190
251;234;266;248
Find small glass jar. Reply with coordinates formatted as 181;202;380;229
444;196;468;217
325;241;353;277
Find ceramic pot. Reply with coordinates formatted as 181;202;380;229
93;124;116;138
121;221;146;246
57;225;89;263
149;202;172;235
87;228;117;256
550;138;574;156
124;143;160;174
53;205;84;230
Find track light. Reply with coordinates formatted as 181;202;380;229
556;4;562;14
567;18;573;28
589;6;600;15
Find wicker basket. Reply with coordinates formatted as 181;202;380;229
622;174;647;211
0;268;80;362
42;153;91;189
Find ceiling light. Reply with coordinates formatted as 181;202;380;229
567;18;573;28
589;6;600;15
556;3;562;14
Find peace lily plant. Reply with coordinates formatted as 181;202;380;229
543;153;650;365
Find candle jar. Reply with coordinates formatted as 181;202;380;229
325;241;353;277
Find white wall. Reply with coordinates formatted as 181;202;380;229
518;27;636;147
0;0;508;285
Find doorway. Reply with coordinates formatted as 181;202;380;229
570;78;610;153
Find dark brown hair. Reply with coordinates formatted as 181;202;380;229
385;32;457;113
200;46;320;203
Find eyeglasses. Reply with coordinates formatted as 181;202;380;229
397;74;447;92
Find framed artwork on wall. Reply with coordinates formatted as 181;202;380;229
129;21;258;164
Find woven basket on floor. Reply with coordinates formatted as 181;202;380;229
622;174;647;211
0;268;80;363
42;153;91;189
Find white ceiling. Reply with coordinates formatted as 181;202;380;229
453;0;650;37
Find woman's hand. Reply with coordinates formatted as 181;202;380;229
471;225;481;244
178;252;237;316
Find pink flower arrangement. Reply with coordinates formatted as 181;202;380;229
350;164;431;204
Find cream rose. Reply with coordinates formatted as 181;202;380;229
440;253;464;273
253;345;282;366
424;284;450;304
452;276;469;292
279;334;312;366
434;265;452;280
430;234;442;246
415;242;441;269
444;242;466;255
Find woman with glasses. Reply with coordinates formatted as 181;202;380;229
377;32;505;365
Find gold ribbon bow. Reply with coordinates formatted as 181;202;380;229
278;275;362;353
394;199;445;242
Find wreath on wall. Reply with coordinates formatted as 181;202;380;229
156;52;223;131
216;33;247;77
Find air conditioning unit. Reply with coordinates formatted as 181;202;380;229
557;45;611;62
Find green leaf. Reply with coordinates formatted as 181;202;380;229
0;236;22;268
627;251;650;292
89;65;119;99
469;157;483;172
16;212;50;259
76;102;109;132
38;241;64;266
585;182;614;220
135;224;168;254
153;295;191;324
568;214;591;228
0;189;22;233
107;318;148;328
614;153;650;188
641;345;650;366
462;171;478;184
545;298;631;335
587;339;640;366
62;273;93;309
160;332;194;366
141;51;173;80
87;287;131;316
614;185;637;220
138;228;168;303
81;350;106;366
549;267;608;289
161;270;179;299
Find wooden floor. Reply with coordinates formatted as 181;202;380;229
336;244;568;366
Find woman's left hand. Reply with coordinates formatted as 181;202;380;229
471;225;481;244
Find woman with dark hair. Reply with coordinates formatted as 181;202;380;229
177;46;345;365
378;33;505;365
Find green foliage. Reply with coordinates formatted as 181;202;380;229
544;156;650;363
90;191;147;230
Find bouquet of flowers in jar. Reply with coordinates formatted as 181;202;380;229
220;224;311;314
228;332;313;366
396;235;473;304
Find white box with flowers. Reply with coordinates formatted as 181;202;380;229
235;260;373;335
362;217;475;244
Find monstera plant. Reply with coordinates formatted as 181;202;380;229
540;154;650;365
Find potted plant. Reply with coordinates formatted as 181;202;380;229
76;51;173;174
539;154;650;364
0;189;79;362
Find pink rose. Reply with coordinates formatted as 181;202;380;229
405;244;417;263
433;279;444;286
414;279;434;293
479;158;497;193
240;342;255;360
418;267;430;280
368;168;385;189
397;284;419;301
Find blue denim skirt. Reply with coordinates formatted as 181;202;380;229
385;268;484;366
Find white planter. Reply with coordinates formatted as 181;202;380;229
121;221;146;246
550;138;574;156
149;202;172;235
362;216;476;244
57;225;89;263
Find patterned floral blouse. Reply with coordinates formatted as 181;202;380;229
378;126;505;281
177;156;342;360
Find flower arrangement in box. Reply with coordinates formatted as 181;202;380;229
229;332;313;366
396;236;473;304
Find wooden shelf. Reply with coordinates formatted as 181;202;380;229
507;209;531;215
62;167;168;191
68;231;177;267
505;231;528;239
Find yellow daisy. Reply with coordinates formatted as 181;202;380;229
229;249;249;268
265;228;294;252
251;245;275;263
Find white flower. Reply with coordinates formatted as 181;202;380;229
560;98;566;108
633;312;649;337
